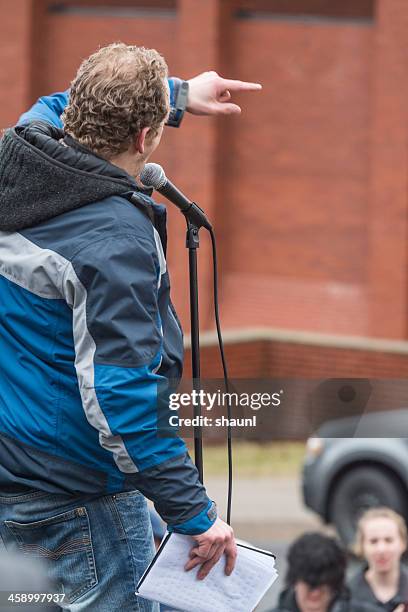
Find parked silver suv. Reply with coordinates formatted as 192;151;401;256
302;409;408;544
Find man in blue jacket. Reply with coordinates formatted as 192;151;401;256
0;42;261;610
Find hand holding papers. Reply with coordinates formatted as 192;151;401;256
137;532;278;612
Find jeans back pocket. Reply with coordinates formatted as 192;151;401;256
4;507;98;604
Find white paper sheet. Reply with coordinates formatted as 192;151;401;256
137;532;278;612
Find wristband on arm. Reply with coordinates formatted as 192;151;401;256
167;78;189;128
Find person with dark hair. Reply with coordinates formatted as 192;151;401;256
271;532;350;612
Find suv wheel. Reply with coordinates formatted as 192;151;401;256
329;465;406;546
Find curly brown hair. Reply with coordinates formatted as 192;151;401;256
62;43;169;158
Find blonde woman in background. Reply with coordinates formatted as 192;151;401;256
348;507;408;612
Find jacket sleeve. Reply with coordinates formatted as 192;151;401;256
64;230;217;535
18;91;69;127
17;78;184;128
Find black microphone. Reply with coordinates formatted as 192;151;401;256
140;163;212;230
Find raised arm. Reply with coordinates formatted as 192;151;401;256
17;73;262;127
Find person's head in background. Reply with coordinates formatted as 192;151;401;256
353;507;407;578
62;42;170;177
286;532;347;612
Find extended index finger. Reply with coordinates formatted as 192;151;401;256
218;79;262;92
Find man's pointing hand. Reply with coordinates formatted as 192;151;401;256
187;71;262;116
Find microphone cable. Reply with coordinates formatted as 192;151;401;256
208;227;233;526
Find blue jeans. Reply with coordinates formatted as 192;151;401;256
0;486;159;611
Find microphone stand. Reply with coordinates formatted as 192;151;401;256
186;218;204;483
180;201;211;484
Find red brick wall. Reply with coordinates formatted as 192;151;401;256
1;0;408;350
184;332;408;379
218;15;372;337
0;0;36;127
368;0;408;339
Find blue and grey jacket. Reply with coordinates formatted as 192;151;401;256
0;90;216;535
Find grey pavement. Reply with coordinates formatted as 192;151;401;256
206;475;321;541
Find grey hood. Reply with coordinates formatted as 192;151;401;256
0;121;143;231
